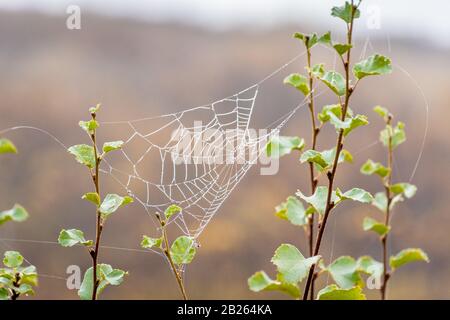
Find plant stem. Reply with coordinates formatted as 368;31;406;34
306;45;319;300
158;215;188;300
10;291;19;300
90;113;102;301
10;273;20;300
303;1;357;300
381;115;393;300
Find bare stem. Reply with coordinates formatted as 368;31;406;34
302;1;357;300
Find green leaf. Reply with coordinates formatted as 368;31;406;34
103;268;127;286
337;188;373;204
300;150;329;170
306;34;319;48
360;159;390;178
390;183;417;198
357;256;383;280
297;186;338;215
343;115;369;136
390;248;429;270
293;32;319;49
283;73;310;96
58;229;93;247
170;236;196;265
79;120;99;135
99;194;133;218
0;271;14;286
300;148;352;173
102;141;124;154
317;284;366;300
310;63;325;78
68;144;96;169
372;192;387;212
373;105;389;119
293;32;307;42
316;31;352;56
271;244;320;284
141;235;162;249
341;149;353;163
0;288;9;300
266;136;305;158
333;43;352;55
0;204;29;226
94;265;115;298
318;32;331;45
318;71;346;96
275;196;311;227
321;148;352;168
0;138;17;154
327;256;363;289
78;267;94;300
82;192;100;206
380;122;406;149
89;103;101;114
0;271;14;284
353;54;392;79
164;204;182;220
331;1;360;23
327;112;368;136
17;283;34;296
248;271;300;299
363;217;390;236
318;104;342;123
3;251;23;268
78;264;127;300
326;112;350;130
19;265;38;286
97;264;127;291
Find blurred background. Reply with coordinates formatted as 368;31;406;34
0;0;448;299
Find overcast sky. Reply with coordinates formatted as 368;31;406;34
2;0;449;48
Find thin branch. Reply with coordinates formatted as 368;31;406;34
381;114;393;300
305;44;320;300
90;113;103;301
157;214;188;300
303;0;357;300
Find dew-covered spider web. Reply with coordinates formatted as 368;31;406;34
100;81;309;242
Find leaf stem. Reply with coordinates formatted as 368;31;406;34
303;1;357;300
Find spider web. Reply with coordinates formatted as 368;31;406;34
100;83;307;241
